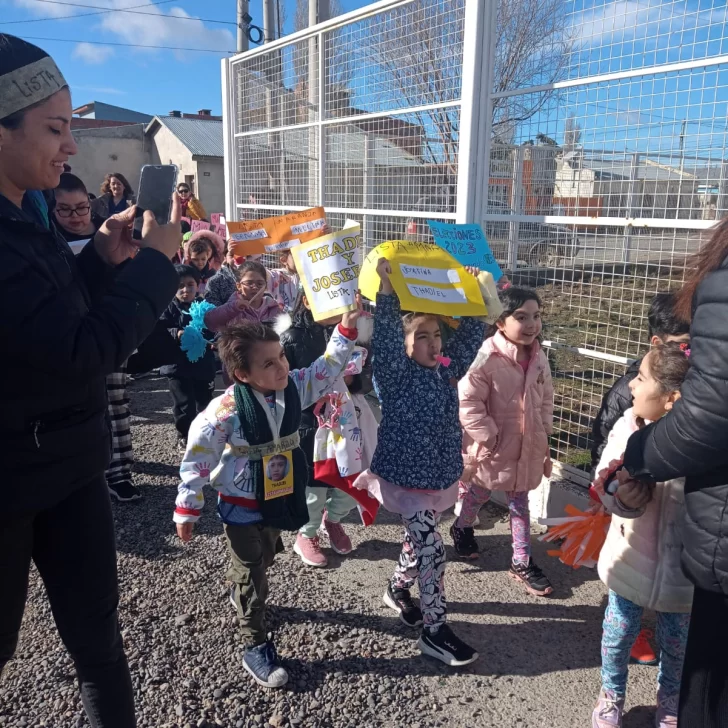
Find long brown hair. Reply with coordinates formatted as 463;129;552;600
100;172;134;199
675;217;728;322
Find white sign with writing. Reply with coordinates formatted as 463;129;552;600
292;225;362;322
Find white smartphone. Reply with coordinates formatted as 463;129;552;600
132;164;178;240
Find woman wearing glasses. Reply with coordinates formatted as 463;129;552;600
177;183;207;221
53;173;102;246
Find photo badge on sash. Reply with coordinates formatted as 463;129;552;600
263;451;294;500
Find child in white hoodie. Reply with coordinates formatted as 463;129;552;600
591;342;693;728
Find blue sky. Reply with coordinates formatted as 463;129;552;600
0;0;365;115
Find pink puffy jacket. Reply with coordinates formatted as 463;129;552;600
459;331;554;492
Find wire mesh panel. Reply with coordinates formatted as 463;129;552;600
484;0;728;479
224;0;466;258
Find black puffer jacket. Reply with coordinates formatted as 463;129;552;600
0;194;177;514
624;255;728;596
590;358;641;470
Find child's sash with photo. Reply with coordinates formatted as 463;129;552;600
263;451;294;500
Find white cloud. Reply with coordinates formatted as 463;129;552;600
11;0;234;58
98;4;234;58
73;42;115;64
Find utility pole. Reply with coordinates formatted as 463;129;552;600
677;118;687;219
236;0;249;52
263;0;276;43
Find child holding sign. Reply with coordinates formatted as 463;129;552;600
453;287;554;596
173;314;360;689
354;258;485;667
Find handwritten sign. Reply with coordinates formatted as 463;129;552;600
427;221;503;282
292;225;361;322
210;212;222;225
359;240;486;317
228;207;326;257
214;224;227;239
191;219;212;233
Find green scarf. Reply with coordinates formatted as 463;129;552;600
234;380;309;531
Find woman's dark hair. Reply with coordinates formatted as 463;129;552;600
174;263;200;285
100;172;134;199
487;286;542;337
217;322;280;379
674;218;728;323
234;259;267;282
647;341;690;395
56;172;88;196
647;292;690;339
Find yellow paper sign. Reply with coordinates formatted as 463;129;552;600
291;225;361;322
359;240;487;316
263;451;293;500
228;207;326;257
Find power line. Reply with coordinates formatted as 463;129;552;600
5;0;237;26
18;34;234;53
0;0;177;24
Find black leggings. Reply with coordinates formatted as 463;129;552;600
679;586;728;727
0;476;135;728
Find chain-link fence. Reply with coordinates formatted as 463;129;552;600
223;0;728;486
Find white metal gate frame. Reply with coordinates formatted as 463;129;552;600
222;0;728;487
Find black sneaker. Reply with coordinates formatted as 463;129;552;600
417;624;479;667
450;523;479;560
383;583;424;628
242;640;288;689
177;437;188;454
108;481;142;502
509;558;553;596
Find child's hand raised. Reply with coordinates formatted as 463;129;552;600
341;292;363;329
177;522;194;542
376;257;394;295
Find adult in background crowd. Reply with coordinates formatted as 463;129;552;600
177;181;207;220
53;172;140;501
92;171;134;220
0;34;180;728
622;217;728;727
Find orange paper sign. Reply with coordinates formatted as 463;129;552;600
227;207;327;257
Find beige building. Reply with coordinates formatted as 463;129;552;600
71;112;225;216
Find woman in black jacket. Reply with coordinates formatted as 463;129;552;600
622;217;728;727
91;171;135;220
0;35;180;728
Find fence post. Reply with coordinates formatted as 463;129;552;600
508;145;525;270
455;0;486;224
622;151;641;264
221;58;236;222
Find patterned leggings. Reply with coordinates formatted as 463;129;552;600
601;590;690;697
456;481;531;564
391;510;446;634
105;364;133;487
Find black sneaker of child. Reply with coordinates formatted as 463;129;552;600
383;583;424;628
108;481;142;502
177;437;188;454
417;624;479;667
242;640;289;689
450;523;480;560
509;558;554;597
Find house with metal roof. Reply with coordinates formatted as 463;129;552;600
145;115;225;216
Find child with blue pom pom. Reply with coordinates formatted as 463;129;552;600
160;264;217;451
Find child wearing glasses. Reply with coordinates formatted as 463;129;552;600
205;260;283;331
53;173;103;248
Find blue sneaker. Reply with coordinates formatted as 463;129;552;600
243;640;288;689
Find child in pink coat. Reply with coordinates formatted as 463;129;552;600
451;287;555;596
204;259;283;332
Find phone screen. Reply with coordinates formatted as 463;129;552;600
132;165;178;240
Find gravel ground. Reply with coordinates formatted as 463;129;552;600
2;376;661;728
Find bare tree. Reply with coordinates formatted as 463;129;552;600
493;0;573;143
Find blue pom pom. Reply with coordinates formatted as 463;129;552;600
189;300;215;329
180;326;209;363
